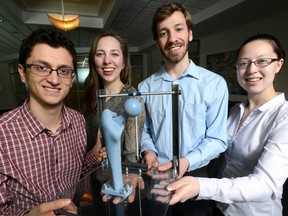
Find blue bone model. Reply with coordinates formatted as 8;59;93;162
100;98;142;198
100;86;181;198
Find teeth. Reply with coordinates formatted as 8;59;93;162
247;78;261;82
46;87;58;92
103;68;113;72
169;46;180;51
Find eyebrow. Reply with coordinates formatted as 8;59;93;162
159;23;185;31
96;49;121;52
31;60;72;68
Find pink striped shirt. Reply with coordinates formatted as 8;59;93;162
0;100;99;215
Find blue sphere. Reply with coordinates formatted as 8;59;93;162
124;98;142;117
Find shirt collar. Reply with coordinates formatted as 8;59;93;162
21;99;71;138
153;60;200;81
258;92;286;111
239;93;286;112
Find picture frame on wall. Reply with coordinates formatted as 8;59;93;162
206;50;246;96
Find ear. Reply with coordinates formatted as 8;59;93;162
189;29;193;42
70;76;76;87
275;58;284;74
18;64;27;84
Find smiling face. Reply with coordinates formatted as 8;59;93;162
94;36;125;87
236;40;284;97
18;43;75;109
156;11;193;65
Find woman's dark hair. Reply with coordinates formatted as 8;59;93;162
19;28;77;73
237;33;286;60
83;29;131;117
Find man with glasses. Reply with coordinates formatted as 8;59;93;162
0;28;106;215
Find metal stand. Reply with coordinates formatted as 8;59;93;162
171;84;181;177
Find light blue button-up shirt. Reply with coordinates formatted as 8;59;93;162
138;60;228;171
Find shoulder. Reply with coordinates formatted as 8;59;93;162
124;85;136;92
198;66;226;83
0;107;22;127
193;66;228;95
138;72;160;91
276;100;288;118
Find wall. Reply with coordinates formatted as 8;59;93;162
0;63;15;111
200;11;288;99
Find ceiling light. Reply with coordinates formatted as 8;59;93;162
47;0;80;31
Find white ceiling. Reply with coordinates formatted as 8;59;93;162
0;0;287;63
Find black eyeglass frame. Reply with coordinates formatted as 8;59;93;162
22;64;76;79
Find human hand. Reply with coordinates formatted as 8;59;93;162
145;167;174;204
23;199;77;216
158;157;189;179
150;178;174;204
166;176;200;205
102;173;145;204
92;129;107;163
126;174;145;203
141;150;159;169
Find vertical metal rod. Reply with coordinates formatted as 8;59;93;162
172;84;181;176
138;169;143;216
135;116;139;161
61;0;65;20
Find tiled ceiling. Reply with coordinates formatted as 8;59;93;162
0;0;286;63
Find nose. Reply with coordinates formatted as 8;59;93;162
46;70;60;84
245;64;258;75
103;55;111;64
168;30;177;43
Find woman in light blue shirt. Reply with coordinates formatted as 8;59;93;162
167;33;288;216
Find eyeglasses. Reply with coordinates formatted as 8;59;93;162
235;58;279;69
23;64;75;79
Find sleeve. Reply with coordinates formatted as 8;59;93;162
186;77;229;171
197;109;288;203
0;166;10;215
81;115;101;175
138;81;158;156
0;148;27;216
81;151;101;175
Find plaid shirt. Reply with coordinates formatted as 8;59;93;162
0;100;98;216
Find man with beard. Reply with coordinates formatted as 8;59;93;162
138;3;228;215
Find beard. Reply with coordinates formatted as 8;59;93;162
160;41;189;64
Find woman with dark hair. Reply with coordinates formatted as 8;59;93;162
167;33;288;216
